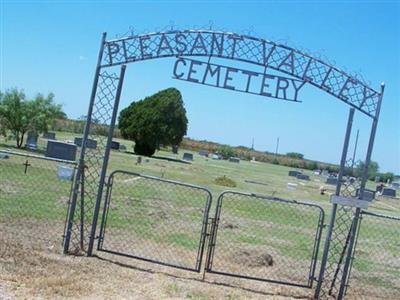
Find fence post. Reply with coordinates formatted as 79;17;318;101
63;32;107;254
336;83;385;299
314;107;355;298
87;64;126;256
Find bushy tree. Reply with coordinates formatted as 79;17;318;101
118;88;188;156
286;152;304;159
0;88;64;148
354;160;379;180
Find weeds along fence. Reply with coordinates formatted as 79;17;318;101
345;211;400;299
0;149;76;251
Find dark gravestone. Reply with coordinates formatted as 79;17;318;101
199;149;208;157
182;152;193;161
74;137;97;149
297;174;310;181
326;177;338;185
382;188;396;197
42;132;56;140
288;170;302;177
25;132;38;150
46;141;77;161
356;188;375;201
111;141;120;150
229;157;240;163
172;145;179;154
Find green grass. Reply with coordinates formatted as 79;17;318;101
1;132;399;293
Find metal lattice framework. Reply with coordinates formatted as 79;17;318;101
102;29;381;119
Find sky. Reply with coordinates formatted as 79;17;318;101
1;0;399;173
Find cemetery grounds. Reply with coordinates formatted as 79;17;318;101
0;131;399;299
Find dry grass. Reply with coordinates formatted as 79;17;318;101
0;227;316;300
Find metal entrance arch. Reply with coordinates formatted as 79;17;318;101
62;28;384;300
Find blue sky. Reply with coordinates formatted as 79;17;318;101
1;1;399;173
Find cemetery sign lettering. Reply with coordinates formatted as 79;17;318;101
172;57;306;101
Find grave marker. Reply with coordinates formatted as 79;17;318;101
25;132;38;150
382;188;396;197
74;137;97;149
182;152;193;161
42;132;56;140
229;157;240;163
297;174;310;181
111;141;120;150
288;170;302;177
46;140;77;161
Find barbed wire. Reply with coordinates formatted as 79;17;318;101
111;23;375;89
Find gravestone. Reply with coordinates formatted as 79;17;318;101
25;132;38;150
182;152;193;161
57;165;75;181
391;182;400;190
313;169;321;175
326;177;338;185
288;170;302;177
42;132;56;140
321;170;330;177
172;145;179;154
356;188;375;201
74;137;97;149
212;154;220;160
46;140;77;161
119;144;127;151
382;188;396;197
111;141;120;150
229;157;240;163
199;149;208;157
297;174;310;181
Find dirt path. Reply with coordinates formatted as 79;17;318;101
0;236;312;299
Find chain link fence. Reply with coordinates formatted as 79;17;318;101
206;191;325;288
346;211;400;299
97;170;212;272
0;149;76;253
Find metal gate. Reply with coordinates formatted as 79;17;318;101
205;191;325;288
97;170;212;272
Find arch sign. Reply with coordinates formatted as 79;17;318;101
63;29;385;300
103;30;381;118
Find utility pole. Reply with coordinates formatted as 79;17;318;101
275;137;280;155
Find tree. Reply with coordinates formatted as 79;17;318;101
118;88;188;156
354;160;379;180
0;88;64;148
286;152;304;159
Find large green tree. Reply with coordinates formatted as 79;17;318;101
354;160;379;180
118;88;188;156
0;88;64;148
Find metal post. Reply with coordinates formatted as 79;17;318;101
314;108;355;298
87;64;126;256
337;84;384;299
63;32;107;254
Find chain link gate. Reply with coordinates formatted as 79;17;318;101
97;170;212;272
205;191;325;288
60;29;386;298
